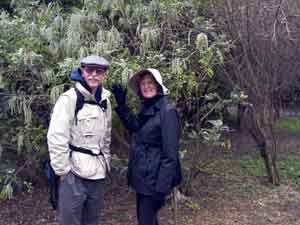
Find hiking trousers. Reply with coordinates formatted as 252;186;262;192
58;172;105;225
136;193;165;225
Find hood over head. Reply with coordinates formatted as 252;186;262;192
128;68;169;97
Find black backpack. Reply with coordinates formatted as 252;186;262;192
42;159;59;210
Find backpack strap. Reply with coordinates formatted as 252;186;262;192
74;88;107;125
74;88;85;125
69;144;109;173
69;144;103;156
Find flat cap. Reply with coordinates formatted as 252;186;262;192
80;55;109;69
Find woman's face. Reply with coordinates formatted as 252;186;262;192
139;74;158;99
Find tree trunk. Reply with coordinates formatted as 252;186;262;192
246;105;280;185
237;103;246;130
263;139;280;185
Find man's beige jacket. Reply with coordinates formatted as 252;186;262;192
47;82;111;179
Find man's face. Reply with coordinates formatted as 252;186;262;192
81;65;107;91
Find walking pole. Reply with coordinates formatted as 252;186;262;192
172;187;178;225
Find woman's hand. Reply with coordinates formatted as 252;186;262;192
111;84;127;106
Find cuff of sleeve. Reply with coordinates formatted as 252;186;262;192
115;105;128;114
54;166;71;176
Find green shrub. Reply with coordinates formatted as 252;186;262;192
0;0;229;200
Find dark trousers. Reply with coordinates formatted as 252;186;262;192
58;172;105;225
136;194;165;225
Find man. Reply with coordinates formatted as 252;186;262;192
47;55;112;225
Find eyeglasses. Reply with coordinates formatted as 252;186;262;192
82;66;106;75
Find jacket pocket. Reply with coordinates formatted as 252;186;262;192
77;110;101;137
71;153;99;178
134;149;148;178
145;147;161;187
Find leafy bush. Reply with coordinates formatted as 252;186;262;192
0;0;229;199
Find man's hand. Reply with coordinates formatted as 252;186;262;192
60;175;65;182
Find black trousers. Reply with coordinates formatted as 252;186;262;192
136;194;165;225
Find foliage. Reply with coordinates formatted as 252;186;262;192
184;198;201;211
0;0;228;199
0;168;17;200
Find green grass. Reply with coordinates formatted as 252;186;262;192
239;156;267;177
239;154;300;184
278;155;300;184
275;117;300;132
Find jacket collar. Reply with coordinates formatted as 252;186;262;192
139;95;164;116
75;82;110;103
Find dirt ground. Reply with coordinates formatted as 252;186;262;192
1;130;300;225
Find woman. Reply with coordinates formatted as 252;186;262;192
112;68;182;225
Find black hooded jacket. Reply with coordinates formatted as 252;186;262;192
116;95;182;195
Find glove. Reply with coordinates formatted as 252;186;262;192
152;191;166;202
111;84;127;106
